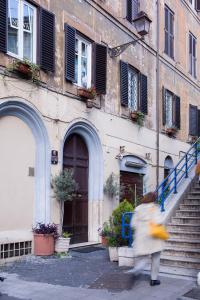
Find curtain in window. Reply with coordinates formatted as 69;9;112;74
8;0;19;55
128;68;138;110
165;90;173;127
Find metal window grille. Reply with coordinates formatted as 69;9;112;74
128;68;138;110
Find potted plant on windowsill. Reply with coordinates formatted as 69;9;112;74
32;223;58;256
129;110;145;126
5;59;40;83
165;125;178;137
77;86;97;108
55;231;71;254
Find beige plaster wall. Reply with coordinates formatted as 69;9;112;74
0;116;35;232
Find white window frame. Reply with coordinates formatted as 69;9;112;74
75;35;92;88
189;0;196;9
7;0;37;63
128;67;139;111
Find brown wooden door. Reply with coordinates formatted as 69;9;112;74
63;134;89;244
120;171;143;206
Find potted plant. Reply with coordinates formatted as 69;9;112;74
104;173;119;199
130;110;145;126
52;169;78;237
6;59;40;83
55;231;71;253
32;223;58;256
165;125;178;137
77;86;97;108
98;221;111;246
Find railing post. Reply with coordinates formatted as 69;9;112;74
195;142;198;164
161;183;165;212
185;154;188;178
174;167;177;194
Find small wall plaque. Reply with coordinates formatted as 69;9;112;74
51;150;58;165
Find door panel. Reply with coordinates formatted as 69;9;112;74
120;171;143;206
63;134;89;244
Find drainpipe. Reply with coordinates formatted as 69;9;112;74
156;0;160;188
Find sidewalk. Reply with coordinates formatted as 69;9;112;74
0;246;197;300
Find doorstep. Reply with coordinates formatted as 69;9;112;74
69;241;100;249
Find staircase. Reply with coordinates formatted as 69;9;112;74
160;182;200;277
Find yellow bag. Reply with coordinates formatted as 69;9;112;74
149;222;169;240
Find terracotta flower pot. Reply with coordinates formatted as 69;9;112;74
33;233;55;256
16;63;32;77
130;111;138;121
101;236;108;247
166;127;177;136
77;88;95;100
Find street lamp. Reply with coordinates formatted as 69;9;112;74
108;11;152;58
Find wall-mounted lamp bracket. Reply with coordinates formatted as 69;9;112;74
108;37;143;58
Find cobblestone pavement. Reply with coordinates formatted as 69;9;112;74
0;247;197;300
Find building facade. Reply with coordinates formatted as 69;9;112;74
0;0;200;257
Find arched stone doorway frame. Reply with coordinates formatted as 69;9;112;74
0;98;51;224
62;119;103;242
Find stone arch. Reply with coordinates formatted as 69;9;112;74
0;99;51;224
62;120;103;242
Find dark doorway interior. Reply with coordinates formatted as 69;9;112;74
120;171;143;207
63;133;89;244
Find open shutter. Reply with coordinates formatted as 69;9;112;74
120;61;128;107
126;0;132;22
65;24;76;82
40;8;55;72
94;43;107;94
162;87;166;125
189;105;198;136
196;0;200;11
0;0;7;53
175;96;180;129
140;74;148;115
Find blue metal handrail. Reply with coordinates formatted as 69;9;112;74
122;138;200;246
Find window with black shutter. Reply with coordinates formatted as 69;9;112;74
0;0;7;53
126;0;139;23
164;5;174;59
189;104;198;136
65;24;76;82
189;32;197;78
163;87;181;129
94;43;107;95
196;0;200;11
120;60;148;114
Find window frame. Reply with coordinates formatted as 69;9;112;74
164;4;174;59
74;34;92;89
127;65;139;111
164;89;178;128
7;0;37;63
189;31;197;78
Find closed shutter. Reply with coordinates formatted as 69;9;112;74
196;0;200;11
126;0;132;23
120;61;129;107
162;87;166;125
40;8;55;72
198;110;200;137
65;24;76;82
0;0;7;53
94;43;107;94
126;0;138;23
189;104;198;136
175;96;180;129
140;74;148;115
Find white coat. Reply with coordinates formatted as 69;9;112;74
131;202;165;257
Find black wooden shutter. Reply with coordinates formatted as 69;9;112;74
196;0;200;11
94;43;107;94
0;0;7;53
198;110;200;137
189;104;198;136
126;0;132;22
40;8;55;72
65;24;76;82
162;87;166;125
140;74;148;115
175;96;180;129
120;61;129;107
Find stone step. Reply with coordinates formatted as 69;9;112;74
167;223;200;232
184;198;200;204
163;247;200;259
180;204;200;210
166;238;200;249
188;191;200;195
160;255;200;269
171;216;200;225
159;265;198;278
176;210;200;217
168;230;200;240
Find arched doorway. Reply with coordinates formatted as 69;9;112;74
63;133;89;244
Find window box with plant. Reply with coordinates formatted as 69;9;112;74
165;125;178;137
130;110;145;126
6;59;40;83
32;223;58;256
77;86;97;108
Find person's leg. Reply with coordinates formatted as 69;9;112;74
125;255;149;274
150;251;161;286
